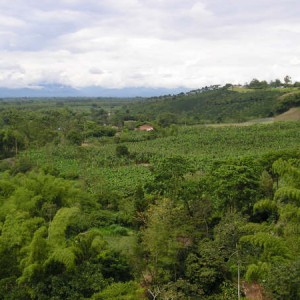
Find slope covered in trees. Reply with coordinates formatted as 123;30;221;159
0;87;299;299
118;84;300;125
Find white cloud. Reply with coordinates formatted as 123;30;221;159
0;14;26;28
0;0;299;89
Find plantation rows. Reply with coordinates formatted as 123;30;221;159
21;121;300;194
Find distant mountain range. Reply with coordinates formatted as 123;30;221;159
0;84;190;98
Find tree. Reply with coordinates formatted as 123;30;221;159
284;75;292;86
157;113;178;127
248;79;268;89
147;156;192;199
185;239;227;295
116;145;129;157
269;78;282;88
210;164;260;212
0;129;25;158
66;129;83;145
263;259;300;300
142;198;191;285
214;211;247;259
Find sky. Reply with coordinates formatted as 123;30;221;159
0;0;300;91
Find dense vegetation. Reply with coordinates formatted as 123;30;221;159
117;79;300;125
0;83;300;299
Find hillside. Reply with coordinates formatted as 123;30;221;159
121;86;300;124
0;95;300;299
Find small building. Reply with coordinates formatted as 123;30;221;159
135;124;154;131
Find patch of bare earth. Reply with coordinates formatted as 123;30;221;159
243;282;270;300
275;107;300;121
205;118;274;128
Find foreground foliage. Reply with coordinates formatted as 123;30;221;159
0;95;299;299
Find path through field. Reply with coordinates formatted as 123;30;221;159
205;107;300;127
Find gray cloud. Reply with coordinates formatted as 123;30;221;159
0;0;299;89
89;67;105;75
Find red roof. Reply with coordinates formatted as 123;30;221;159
136;124;154;131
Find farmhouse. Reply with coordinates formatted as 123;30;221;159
135;124;154;131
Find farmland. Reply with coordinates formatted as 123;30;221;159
0;87;300;299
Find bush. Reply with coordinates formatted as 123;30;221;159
92;281;146;300
116;145;129;157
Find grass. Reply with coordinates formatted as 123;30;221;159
230;87;254;93
98;225;137;256
231;87;299;93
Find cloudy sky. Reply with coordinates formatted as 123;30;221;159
0;0;300;90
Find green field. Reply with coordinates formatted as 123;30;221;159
21;121;300;191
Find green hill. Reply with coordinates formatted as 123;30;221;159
121;86;300;124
